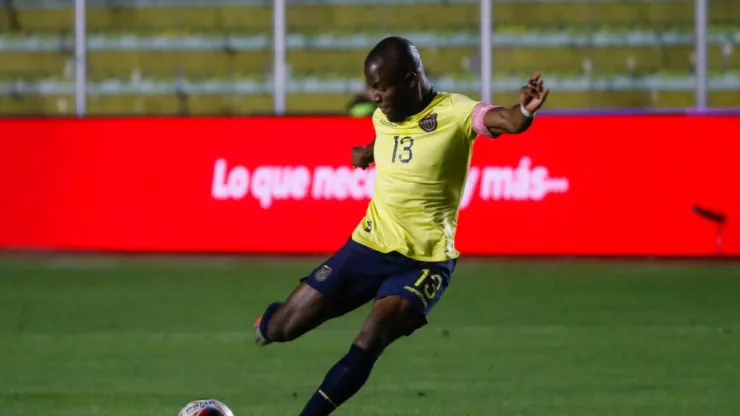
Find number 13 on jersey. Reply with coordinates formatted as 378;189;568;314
391;136;414;163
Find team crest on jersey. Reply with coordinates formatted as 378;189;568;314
419;113;438;133
314;265;332;281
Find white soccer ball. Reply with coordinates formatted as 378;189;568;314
178;399;235;416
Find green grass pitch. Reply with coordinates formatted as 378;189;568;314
1;256;739;415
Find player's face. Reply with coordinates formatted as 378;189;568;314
364;61;413;122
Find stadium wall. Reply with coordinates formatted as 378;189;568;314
1;115;738;257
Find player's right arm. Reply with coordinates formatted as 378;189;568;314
474;73;550;137
352;138;375;169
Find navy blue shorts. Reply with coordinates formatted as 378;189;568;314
301;238;456;321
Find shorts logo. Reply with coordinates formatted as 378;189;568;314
314;265;332;281
419;113;438;133
403;285;428;307
364;219;373;232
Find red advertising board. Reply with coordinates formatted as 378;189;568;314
0;116;738;256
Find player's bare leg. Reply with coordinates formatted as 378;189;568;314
299;295;425;415
254;282;336;345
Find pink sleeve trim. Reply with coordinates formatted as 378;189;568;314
471;102;500;138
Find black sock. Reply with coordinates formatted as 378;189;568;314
257;301;282;342
299;344;378;416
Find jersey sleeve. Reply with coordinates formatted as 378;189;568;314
453;94;485;142
454;94;503;141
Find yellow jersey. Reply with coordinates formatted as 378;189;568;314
351;91;482;261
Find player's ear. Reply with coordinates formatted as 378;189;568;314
406;72;418;89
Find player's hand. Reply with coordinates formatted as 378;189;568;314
520;73;550;113
352;145;373;169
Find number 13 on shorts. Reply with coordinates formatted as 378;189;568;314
403;268;445;310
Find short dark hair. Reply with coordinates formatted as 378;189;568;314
365;36;421;78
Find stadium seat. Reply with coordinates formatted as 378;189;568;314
81;45;737;80
2;6;272;33
0;94;74;115
85;93;349;115
284;46;735;77
2;2;738;33
1;88;738;115
285;2;739;32
1;0;739;115
0;51;72;80
3;41;739;83
87;50;272;80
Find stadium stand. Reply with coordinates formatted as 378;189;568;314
0;0;739;115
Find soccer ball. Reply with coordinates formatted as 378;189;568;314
178;399;234;416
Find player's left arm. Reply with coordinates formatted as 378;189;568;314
476;73;550;136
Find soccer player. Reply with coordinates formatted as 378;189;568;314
254;36;549;415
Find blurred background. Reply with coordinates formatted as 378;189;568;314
0;0;739;116
1;2;740;415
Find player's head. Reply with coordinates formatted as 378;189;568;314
364;36;430;122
